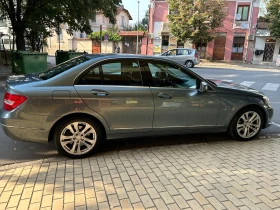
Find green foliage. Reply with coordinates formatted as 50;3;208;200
167;0;227;45
266;0;280;39
0;0;122;50
89;29;122;42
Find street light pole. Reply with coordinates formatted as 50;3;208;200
136;1;139;54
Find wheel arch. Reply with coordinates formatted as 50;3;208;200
48;113;108;142
228;104;267;131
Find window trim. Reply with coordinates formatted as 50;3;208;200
237;5;250;21
75;59;144;87
141;59;200;90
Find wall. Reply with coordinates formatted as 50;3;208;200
253;37;280;63
72;39;92;53
46;28;73;55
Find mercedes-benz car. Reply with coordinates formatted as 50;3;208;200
0;54;273;158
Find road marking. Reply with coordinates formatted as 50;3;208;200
222;80;233;82
262;83;280;91
240;81;255;87
271;122;280;128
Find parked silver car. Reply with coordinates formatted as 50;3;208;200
0;54;273;158
160;48;200;67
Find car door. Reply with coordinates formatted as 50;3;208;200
74;59;154;134
143;60;221;132
174;49;187;65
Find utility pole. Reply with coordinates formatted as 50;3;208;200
136;1;139;54
100;25;102;53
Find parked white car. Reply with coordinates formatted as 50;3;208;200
159;48;200;68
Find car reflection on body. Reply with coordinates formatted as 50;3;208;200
0;54;273;158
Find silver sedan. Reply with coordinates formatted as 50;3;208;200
0;54;273;158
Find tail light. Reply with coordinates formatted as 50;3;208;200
4;92;27;111
194;53;198;58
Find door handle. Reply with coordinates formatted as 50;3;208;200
91;90;109;96
158;92;172;99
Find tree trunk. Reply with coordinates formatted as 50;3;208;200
14;28;26;51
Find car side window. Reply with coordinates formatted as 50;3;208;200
101;60;142;86
147;61;197;89
78;66;102;85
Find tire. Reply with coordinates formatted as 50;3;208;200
185;60;194;68
228;107;263;141
54;117;103;158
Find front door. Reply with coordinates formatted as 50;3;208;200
263;43;275;61
213;36;226;60
143;60;221;131
75;59;154;134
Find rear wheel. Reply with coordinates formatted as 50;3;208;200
228;108;263;141
185;60;194;68
54;117;102;158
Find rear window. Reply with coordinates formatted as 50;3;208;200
39;55;91;80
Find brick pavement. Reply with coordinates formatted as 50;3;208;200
1;138;280;210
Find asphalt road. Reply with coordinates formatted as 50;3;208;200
0;66;279;167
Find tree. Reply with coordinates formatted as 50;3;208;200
266;0;280;39
0;0;122;51
167;0;227;46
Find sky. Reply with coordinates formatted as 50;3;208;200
121;0;150;24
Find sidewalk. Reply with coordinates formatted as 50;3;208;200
198;59;280;70
1;138;280;210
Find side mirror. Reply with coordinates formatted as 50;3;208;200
199;81;208;93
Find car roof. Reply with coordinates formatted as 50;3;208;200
86;53;168;62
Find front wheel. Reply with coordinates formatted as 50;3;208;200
54;117;102;158
228;108;263;141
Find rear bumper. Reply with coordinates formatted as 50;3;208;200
0;108;49;144
1;122;49;144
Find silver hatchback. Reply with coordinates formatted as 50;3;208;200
160;48;200;67
0;54;273;158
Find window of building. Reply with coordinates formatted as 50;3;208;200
80;33;84;38
196;43;207;52
121;16;125;27
232;37;245;53
237;5;249;21
57;31;63;42
91;14;96;22
162;36;169;46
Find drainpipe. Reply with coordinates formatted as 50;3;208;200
245;0;255;62
146;5;151;55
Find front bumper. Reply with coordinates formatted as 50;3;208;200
264;105;274;128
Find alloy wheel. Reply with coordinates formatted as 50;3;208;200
236;111;261;139
59;121;97;155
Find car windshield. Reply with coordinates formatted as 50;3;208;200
39;55;91;80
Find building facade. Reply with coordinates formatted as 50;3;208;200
143;0;260;63
46;4;132;55
252;18;280;64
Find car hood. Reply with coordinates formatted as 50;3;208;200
209;79;264;96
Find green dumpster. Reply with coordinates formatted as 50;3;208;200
11;51;48;75
55;50;85;65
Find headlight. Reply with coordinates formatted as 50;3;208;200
263;96;270;105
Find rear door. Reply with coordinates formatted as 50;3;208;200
74;59;154;134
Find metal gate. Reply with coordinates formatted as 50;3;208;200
263;43;275;62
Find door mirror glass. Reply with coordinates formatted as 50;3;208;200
199;81;208;92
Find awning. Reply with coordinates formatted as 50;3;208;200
256;29;270;37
